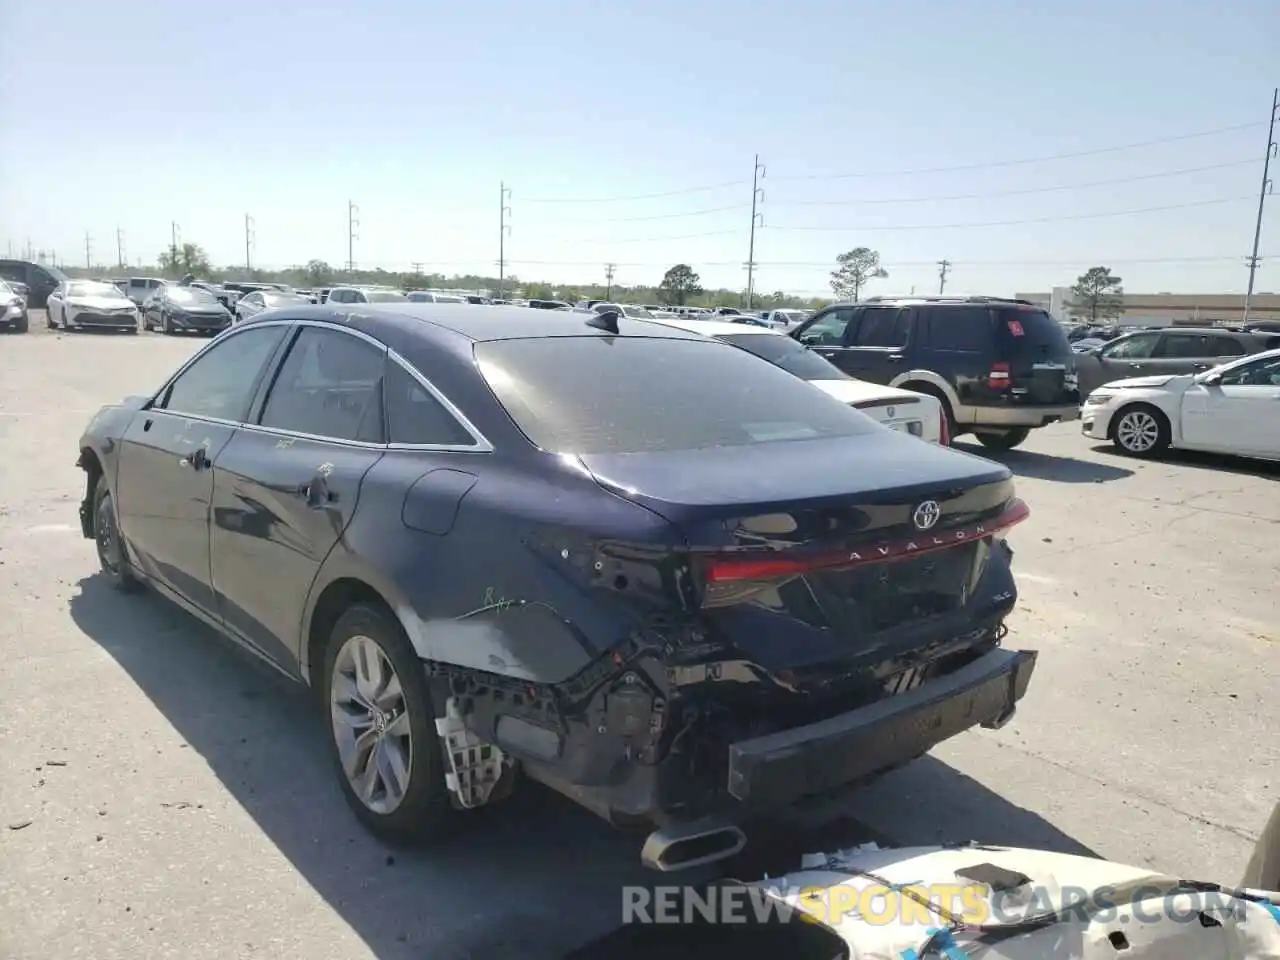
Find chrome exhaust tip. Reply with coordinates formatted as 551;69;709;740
981;704;1017;730
640;817;747;872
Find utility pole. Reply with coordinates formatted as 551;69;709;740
937;259;951;294
1244;86;1279;323
84;232;93;270
411;262;424;275
170;222;181;275
604;263;616;299
116;227;125;269
498;182;512;299
346;201;360;274
245;213;255;274
745;154;766;308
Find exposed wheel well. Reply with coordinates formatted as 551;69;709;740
900;381;956;430
305;578;395;690
80;449;104;533
1108;401;1169;441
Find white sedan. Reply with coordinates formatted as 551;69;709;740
648;317;949;444
1081;347;1280;460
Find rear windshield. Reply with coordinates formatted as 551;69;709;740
718;332;845;381
475;336;878;454
994;308;1072;358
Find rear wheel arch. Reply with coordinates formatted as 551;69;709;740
304;577;399;691
896;375;959;437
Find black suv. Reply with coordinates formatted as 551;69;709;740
790;296;1079;450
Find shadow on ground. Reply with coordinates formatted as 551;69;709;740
1086;444;1280;481
70;575;1095;960
953;440;1134;484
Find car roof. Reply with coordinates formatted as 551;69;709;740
644;316;784;339
241;302;713;347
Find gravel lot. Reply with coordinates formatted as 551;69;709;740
2;312;1277;959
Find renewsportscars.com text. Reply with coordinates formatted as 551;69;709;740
622;883;1261;927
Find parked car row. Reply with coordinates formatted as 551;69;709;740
74;300;1037;871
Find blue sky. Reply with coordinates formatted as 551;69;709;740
1;0;1276;297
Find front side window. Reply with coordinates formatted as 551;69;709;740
1102;334;1159;360
259;327;385;442
158;326;288;421
799;308;854;346
1218;354;1280;386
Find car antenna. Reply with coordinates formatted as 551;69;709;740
585;310;619;334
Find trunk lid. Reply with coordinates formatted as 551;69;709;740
578;431;1022;676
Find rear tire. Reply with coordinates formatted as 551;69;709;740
93;482;142;592
974;427;1031;451
322;603;454;846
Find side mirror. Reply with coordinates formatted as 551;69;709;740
798;333;820;346
1198;372;1222;386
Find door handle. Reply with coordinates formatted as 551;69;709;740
887;353;905;362
297;476;336;508
178;448;209;469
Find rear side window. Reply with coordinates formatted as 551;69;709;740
854;307;911;347
923;306;991;352
992;308;1072;359
475;337;879;455
385;361;476;446
1208;336;1245;357
1156;333;1210;358
260;328;386;442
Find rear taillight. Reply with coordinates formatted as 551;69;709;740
699;498;1030;604
987;362;1011;390
938;406;950;445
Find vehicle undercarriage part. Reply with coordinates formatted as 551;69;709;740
434;697;513;809
640;816;747;872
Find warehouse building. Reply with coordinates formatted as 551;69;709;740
1016;288;1280;327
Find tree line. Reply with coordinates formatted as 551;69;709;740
56;241;1129;321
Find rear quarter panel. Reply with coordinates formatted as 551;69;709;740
304;449;687;685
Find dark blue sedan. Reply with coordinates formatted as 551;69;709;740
75;303;1036;871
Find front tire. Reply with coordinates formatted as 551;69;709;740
1111;404;1170;457
322;604;453;845
93;482;142;592
974;426;1031;450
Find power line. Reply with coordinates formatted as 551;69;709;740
520;180;751;204
769;121;1266;181
767;159;1259;206
768;195;1255;232
531;203;751;224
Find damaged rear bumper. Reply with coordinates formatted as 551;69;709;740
726;647;1037;809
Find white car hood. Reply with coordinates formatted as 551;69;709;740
1099;374;1186;390
808;379;924;405
750;843;1280;960
67;296;134;310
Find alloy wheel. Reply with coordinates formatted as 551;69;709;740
329;635;413;815
1116;410;1160;453
95;494;121;575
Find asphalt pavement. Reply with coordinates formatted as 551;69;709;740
1;313;1276;959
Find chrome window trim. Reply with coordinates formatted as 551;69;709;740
149;316;494;453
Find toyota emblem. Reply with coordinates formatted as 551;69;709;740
912;500;941;531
